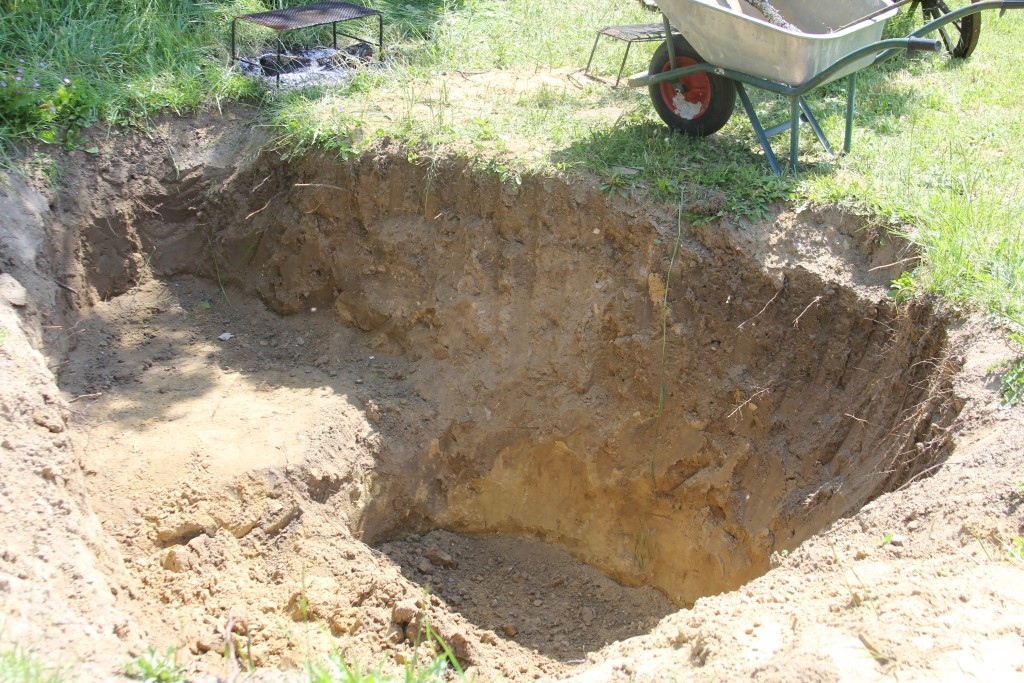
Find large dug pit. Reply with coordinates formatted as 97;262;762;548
31;128;960;677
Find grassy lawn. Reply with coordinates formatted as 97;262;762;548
1;0;1021;327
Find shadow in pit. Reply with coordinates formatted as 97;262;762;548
380;530;677;662
56;272;410;491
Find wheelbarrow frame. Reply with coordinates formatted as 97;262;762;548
626;1;1023;174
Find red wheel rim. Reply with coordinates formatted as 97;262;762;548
660;56;711;119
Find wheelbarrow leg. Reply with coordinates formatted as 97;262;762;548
735;84;836;175
615;43;633;88
789;96;800;174
735;83;783;175
844;73;857;154
797;99;833;156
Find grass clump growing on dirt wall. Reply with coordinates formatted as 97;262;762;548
1;1;1022;328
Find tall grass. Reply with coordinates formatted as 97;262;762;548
0;0;260;148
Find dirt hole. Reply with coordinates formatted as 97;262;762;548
51;144;959;676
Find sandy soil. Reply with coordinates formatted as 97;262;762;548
0;105;1021;683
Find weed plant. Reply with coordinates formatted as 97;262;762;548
122;647;184;683
306;616;462;683
307;651;448;683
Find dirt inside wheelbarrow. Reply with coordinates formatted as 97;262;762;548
1;106;1023;682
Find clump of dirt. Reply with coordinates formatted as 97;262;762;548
1;107;1021;682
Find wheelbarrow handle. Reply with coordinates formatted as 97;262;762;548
905;37;942;52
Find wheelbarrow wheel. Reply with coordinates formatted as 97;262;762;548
921;0;981;59
648;35;735;137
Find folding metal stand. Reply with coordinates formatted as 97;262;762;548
584;23;680;88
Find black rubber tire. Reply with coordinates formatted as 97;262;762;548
647;35;736;137
922;0;982;59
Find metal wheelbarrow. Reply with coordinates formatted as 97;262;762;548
626;0;1023;174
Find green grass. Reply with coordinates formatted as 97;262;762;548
0;0;263;149
996;332;1024;408
1009;536;1024;562
1;1;1022;328
122;647;184;683
306;616;463;683
0;646;64;683
306;652;449;683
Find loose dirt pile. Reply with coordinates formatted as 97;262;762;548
0;108;1021;682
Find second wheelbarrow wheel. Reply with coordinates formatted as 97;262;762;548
648;35;736;136
922;0;982;59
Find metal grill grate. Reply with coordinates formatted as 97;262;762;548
598;23;672;42
237;1;381;32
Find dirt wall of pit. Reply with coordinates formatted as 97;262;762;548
51;131;962;606
0;172;150;674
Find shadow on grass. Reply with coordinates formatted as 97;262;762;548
554;113;794;221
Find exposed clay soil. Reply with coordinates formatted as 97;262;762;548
0;106;1022;682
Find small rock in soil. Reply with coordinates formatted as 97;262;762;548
425;546;456;568
0;274;28;307
161;546;192;573
392;598;420;624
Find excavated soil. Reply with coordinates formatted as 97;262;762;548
1;107;1022;682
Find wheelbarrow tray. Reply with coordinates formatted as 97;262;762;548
657;0;898;86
